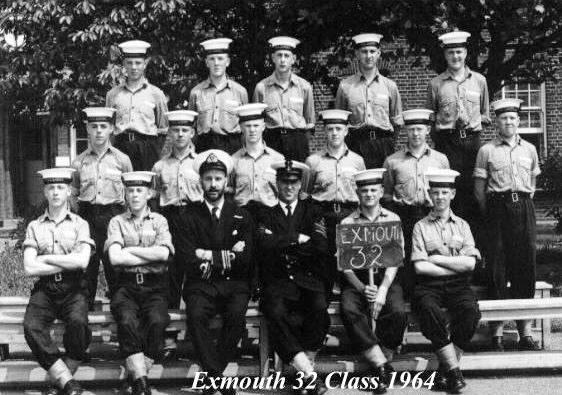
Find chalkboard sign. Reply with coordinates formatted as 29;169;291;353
336;221;403;271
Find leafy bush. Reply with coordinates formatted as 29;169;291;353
539;147;562;232
0;243;34;296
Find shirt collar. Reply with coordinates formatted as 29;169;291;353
405;144;431;157
351;205;387;221
439;66;472;81
355;69;381;83
322;145;350;159
203;77;231;91
86;145;114;158
38;209;73;224
122;78;149;92
125;207;154;220
279;199;298;213
428;209;458;223
493;134;521;146
241;143;270;158
267;72;298;87
168;144;196;160
205;199;225;216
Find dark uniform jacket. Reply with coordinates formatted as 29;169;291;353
257;199;329;292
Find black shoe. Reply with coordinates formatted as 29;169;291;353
161;347;178;362
62;380;83;395
44;387;59;395
432;365;448;392
518;336;540;351
132;376;152;395
369;362;394;394
446;368;464;394
491;336;504;352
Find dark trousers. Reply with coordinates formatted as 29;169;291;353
414;275;481;350
24;278;91;371
341;282;407;351
110;278;170;360
261;281;330;363
345;128;395;169
195;132;242;155
263;128;309;162
484;195;537;299
114;131;160;171
78;202;124;308
184;281;250;377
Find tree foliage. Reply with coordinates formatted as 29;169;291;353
1;0;562;122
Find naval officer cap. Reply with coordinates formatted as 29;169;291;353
268;36;300;53
403;109;434;125
438;31;471;49
200;38;233;55
352;33;383;48
122;171;155;187
166;110;198;127
38;168;75;185
119;40;151;58
83;107;116;124
271;160;309;182
194;149;233;176
320;109;352;125
425;168;460;188
491;98;522;115
235;103;268;123
353;168;386;187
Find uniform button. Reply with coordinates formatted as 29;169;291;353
98;191;101;194
55;240;58;243
289;275;294;280
255;174;258;178
216;106;219;109
286;264;291;268
226;277;230;280
179;174;183;177
368;114;372;117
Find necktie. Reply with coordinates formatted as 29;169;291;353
286;204;292;218
212;206;219;226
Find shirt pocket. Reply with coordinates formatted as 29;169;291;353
438;96;457;124
139;100;156;118
140;229;156;247
60;230;78;253
449;234;464;253
489;152;511;187
517;157;533;185
373;94;391;128
464;89;481;124
221;99;240;133
395;169;415;200
313;169;335;193
104;169;124;200
161;172;178;200
425;238;444;256
288;97;304;116
341;166;358;198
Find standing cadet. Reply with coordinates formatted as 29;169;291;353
179;149;253;394
106;171;174;395
23;168;93;395
257;160;330;395
231;103;285;218
106;40;169;171
426;31;490;224
305;109;365;293
339;168;407;395
335;33;403;169
188;38;249;154
72;107;133;308
253;36;315;162
383;109;450;297
412;168;481;393
474;98;541;351
152;110;203;359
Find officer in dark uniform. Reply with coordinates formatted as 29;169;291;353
106;171;174;395
178;149;253;395
257;160;330;395
23;167;94;395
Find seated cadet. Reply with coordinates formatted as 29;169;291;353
306;109;365;294
152;109;203;360
339;168;407;395
179;149;253;395
23;168;93;395
106;171;174;395
257;160;330;395
412;169;481;394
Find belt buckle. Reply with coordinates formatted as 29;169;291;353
369;130;377;140
459;130;467;139
333;202;341;213
511;192;519;203
280;128;287;135
136;273;144;285
128;132;135;142
54;273;63;282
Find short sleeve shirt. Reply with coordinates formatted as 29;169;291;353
231;145;285;207
71;146;133;205
411;211;480;263
253;72;315;130
426;67;491;132
306;146;366;203
104;210;175;274
383;146;450;206
473;135;541;193
188;78;248;135
335;71;404;131
106;79;169;136
23;211;95;256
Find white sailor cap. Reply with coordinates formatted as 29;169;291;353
122;171;155;187
425;168;460;188
491;98;522;115
320;109;352;125
118;40;151;58
353;168;386;187
268;36;300;52
200;38;233;55
271;160;309;182
83;107;116;123
166;110;198;127
38;168;75;185
352;33;383;48
403;109;434;125
438;31;471;48
193;149;233;176
235;103;267;123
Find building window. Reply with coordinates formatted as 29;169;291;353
69;123;89;160
501;82;546;156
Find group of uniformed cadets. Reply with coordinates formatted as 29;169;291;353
21;28;541;395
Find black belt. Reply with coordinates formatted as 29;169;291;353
314;200;357;214
417;273;471;283
39;271;83;284
116;130;158;142
79;202;124;210
438;128;480;139
395;204;431;216
350;127;393;140
488;191;531;203
265;127;307;135
120;272;165;285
